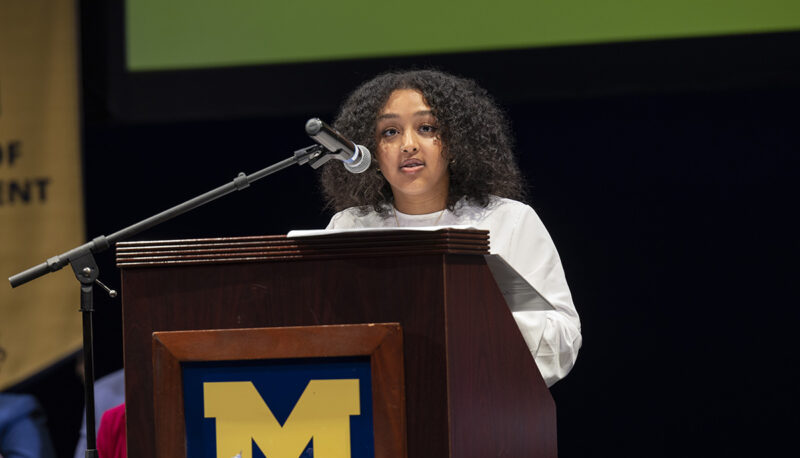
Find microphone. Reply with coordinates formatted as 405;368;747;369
305;118;371;173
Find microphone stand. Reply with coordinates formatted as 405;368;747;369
8;144;327;458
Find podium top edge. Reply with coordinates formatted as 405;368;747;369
115;229;490;268
115;228;489;247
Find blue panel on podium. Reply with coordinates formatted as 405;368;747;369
182;356;374;458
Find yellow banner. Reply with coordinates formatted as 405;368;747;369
0;0;85;389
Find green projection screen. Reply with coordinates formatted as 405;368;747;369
126;0;800;71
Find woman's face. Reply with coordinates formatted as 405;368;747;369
375;89;449;212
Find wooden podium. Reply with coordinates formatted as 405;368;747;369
117;229;556;457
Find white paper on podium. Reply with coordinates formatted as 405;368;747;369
483;254;554;312
286;227;553;312
287;225;475;237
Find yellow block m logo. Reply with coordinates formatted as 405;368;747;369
204;379;360;458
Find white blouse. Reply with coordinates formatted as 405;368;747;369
326;196;582;386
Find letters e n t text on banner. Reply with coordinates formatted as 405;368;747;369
0;0;85;389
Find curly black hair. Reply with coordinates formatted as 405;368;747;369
319;69;526;216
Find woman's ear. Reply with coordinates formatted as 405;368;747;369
443;148;455;166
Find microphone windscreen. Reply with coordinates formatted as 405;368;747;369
343;145;371;174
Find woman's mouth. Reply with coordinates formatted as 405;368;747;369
400;159;424;173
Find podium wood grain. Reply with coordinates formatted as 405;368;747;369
118;230;555;458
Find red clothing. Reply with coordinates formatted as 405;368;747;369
96;403;126;458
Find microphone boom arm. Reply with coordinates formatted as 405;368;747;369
9;144;325;288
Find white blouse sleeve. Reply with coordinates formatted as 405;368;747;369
503;205;582;387
326;209;357;229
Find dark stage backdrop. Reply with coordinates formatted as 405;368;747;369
9;4;799;457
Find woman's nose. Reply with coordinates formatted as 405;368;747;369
401;131;419;153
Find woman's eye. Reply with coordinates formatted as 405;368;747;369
419;124;438;134
382;128;399;137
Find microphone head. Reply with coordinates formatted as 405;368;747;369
343;145;372;174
